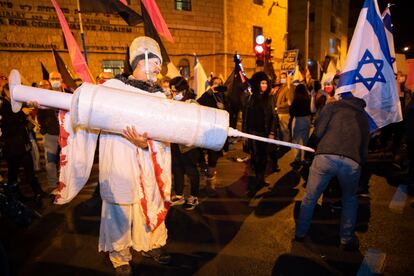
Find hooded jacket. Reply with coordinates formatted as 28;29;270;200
313;97;369;165
242;72;274;136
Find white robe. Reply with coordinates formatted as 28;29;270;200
54;80;172;252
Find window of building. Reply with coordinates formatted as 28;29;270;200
253;26;263;48
102;60;124;76
253;0;264;5
329;38;341;55
178;58;190;80
329;38;335;54
330;15;337;33
309;12;315;23
175;0;191;11
331;0;342;15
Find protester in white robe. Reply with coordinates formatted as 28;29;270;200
54;36;172;273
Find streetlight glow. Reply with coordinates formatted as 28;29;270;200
403;46;410;52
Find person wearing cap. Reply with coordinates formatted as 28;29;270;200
94;36;171;273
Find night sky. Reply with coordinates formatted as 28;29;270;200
349;0;413;58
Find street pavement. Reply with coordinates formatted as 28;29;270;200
1;141;414;276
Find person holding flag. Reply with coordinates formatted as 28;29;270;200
335;0;402;130
295;0;402;250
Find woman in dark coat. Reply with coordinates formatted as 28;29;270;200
242;72;274;187
168;77;201;210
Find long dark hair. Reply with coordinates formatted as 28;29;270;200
293;83;310;101
169;76;195;100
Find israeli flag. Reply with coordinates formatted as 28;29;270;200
336;0;402;131
382;5;397;74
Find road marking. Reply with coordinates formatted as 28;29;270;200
357;248;386;275
388;184;408;214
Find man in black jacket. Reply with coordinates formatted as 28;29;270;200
37;77;61;194
295;96;369;251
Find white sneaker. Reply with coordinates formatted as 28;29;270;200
184;196;199;210
50;188;59;195
170;195;185;206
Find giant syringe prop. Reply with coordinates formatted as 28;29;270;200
9;70;314;152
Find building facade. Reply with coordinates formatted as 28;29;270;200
288;0;349;78
0;0;287;85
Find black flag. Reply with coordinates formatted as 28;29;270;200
123;46;133;75
79;0;143;26
224;54;249;129
52;48;78;91
40;62;49;80
140;2;170;63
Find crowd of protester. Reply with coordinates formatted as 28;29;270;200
1;60;413;270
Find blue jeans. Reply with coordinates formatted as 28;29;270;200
295;154;361;243
43;134;59;189
292;116;310;161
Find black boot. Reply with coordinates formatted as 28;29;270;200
256;173;269;188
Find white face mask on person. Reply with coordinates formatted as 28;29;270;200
50;80;61;89
173;93;184;101
280;78;286;84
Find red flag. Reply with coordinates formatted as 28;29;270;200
141;2;170;63
406;59;414;91
140;0;174;43
51;0;94;83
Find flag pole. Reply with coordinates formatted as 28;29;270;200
76;0;89;64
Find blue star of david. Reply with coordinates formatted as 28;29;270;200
354;49;386;91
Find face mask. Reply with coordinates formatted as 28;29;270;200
173;93;184;101
324;86;333;94
280;79;286;84
260;81;268;92
50;80;61;89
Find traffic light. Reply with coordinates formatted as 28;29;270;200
265;37;274;63
254;35;265;66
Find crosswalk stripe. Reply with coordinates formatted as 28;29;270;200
357;248;386;275
389;184;408;214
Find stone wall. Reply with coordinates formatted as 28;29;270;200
0;0;287;84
